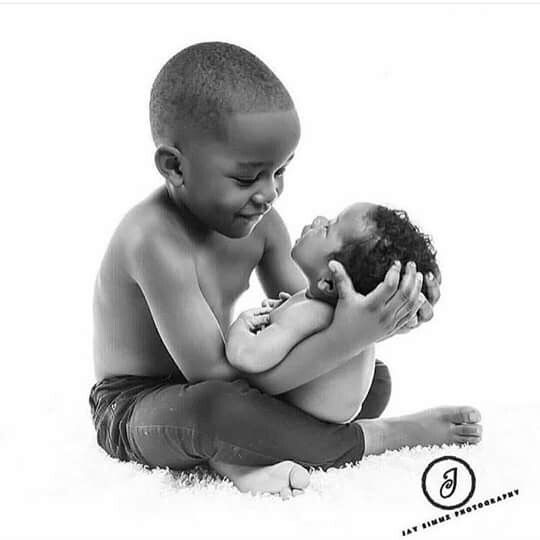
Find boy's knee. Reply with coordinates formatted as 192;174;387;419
356;359;392;419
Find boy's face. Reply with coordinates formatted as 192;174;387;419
291;202;377;289
177;109;300;238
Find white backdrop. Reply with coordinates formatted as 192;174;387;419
0;4;539;536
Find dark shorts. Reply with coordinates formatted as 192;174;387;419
88;360;391;470
88;372;188;463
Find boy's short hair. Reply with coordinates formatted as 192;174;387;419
149;41;295;147
330;206;439;297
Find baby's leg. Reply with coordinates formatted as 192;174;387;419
279;345;376;424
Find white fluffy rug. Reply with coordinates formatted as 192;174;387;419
4;386;538;540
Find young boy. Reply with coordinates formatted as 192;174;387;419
89;42;482;500
226;202;439;425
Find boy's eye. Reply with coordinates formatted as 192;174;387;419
234;177;258;185
232;168;287;186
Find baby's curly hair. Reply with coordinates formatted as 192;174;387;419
330;205;439;297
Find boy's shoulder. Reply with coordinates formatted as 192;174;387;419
108;188;192;272
112;187;273;274
116;189;193;248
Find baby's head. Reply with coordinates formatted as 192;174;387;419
291;202;439;305
149;42;300;238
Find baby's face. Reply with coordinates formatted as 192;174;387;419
291;202;377;291
175;109;300;238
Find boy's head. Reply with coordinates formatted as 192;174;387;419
149;42;300;238
291;202;439;304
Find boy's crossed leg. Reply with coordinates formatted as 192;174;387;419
90;361;481;500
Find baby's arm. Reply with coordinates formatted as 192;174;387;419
226;300;333;374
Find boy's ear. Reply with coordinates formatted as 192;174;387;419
154;145;184;187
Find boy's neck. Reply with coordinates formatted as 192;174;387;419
162;186;217;243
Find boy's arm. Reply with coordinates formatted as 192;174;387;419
129;232;243;383
256;208;307;297
244;261;425;395
226;301;333;373
242;320;365;396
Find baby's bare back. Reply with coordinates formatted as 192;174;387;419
93;186;265;382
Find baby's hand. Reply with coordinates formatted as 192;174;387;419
261;291;291;310
237;306;273;333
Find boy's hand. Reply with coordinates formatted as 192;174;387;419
328;260;426;347
261;291;291;310
395;266;441;334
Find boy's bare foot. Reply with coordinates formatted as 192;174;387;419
208;460;310;500
357;406;483;456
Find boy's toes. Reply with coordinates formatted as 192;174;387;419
455;435;482;445
453;406;482;424
280;487;293;500
453;423;483;437
292;488;304;497
289;463;310;490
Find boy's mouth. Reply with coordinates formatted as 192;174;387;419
237;212;265;224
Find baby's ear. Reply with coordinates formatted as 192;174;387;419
316;278;335;294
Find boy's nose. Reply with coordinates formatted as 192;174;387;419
253;177;280;207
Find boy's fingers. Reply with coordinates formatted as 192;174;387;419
433;264;442;285
425;273;441;306
328;260;354;300
386;262;418;313
393;269;423;321
417;295;433;323
395;296;425;331
365;261;401;309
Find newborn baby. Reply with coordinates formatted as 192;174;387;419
226;202;439;424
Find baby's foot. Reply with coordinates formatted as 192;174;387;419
208;460;310;500
357;406;482;455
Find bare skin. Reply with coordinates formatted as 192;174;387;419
206;407;482;500
93;186;314;500
206;406;482;499
358;406;483;455
208;460;310;500
93;107;474;499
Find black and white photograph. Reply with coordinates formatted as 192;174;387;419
1;1;539;538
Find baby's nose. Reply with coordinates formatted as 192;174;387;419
312;216;328;228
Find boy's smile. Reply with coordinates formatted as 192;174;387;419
165;109;301;239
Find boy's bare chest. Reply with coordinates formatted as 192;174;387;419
194;239;264;322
